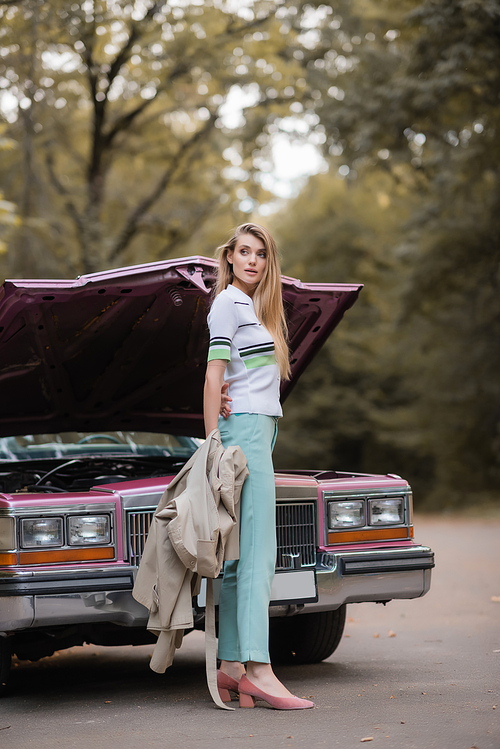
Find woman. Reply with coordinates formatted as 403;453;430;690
204;223;314;710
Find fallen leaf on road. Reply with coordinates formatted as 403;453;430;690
373;633;380;638
390;695;396;699
490;596;500;602
360;738;374;743
388;630;396;637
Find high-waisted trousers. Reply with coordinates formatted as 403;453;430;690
217;413;278;664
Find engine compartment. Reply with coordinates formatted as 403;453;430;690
0;455;187;494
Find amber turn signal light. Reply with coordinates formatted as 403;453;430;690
0;552;17;566
18;547;115;565
328;527;413;545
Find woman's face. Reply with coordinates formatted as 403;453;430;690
227;233;267;296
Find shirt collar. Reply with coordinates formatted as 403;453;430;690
226;284;254;304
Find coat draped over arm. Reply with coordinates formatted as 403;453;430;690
132;429;248;674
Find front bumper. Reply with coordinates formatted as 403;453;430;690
304;544;434;614
0;545;434;632
0;567;146;630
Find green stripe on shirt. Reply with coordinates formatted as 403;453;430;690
244;354;276;369
208;347;231;362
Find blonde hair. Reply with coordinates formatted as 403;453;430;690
214;223;291;380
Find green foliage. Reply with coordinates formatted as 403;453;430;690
273;0;500;506
0;125;20;257
272;167;435;494
0;0;308;276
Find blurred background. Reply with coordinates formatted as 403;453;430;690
0;0;498;510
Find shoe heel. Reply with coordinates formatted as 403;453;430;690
239;692;255;708
218;687;231;703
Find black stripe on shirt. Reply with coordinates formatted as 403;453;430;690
239;346;275;358
239;342;275;353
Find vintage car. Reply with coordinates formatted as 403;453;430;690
0;257;434;694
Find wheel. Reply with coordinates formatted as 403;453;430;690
0;637;12;697
269;606;346;664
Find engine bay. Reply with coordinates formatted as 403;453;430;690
0;455;187;494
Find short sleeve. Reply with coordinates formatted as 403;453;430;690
207;292;238;362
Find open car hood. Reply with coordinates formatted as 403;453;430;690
0;258;362;438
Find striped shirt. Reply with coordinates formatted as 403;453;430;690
207;284;282;417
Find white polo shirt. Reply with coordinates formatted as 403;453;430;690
207;284;282;417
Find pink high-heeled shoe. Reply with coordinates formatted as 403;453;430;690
238;675;314;710
217;669;241;703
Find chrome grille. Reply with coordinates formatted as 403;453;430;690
275;501;316;570
127;510;154;567
126;501;316;570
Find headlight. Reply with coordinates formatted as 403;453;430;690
21;517;63;548
369;498;404;525
328;500;364;529
68;515;110;545
0;517;15;549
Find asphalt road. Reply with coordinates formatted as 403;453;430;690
1;515;499;749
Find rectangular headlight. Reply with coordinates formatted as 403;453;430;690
21;517;63;548
68;515;110;546
328;500;364;529
0;517;15;550
369;498;404;525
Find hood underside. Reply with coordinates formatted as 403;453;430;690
0;257;362;438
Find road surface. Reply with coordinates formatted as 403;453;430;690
1;515;498;749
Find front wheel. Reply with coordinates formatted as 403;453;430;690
269;606;346;664
0;637;12;697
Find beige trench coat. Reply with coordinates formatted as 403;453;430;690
132;428;248;674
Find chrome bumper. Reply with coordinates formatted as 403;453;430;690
0;546;434;632
0;567;149;631
304;544;434;614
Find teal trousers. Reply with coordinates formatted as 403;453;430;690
217;413;278;664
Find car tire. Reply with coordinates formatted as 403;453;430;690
269;606;347;664
0;637;12;697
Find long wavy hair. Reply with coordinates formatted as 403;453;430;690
214;223;290;380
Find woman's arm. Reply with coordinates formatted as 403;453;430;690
204;360;227;437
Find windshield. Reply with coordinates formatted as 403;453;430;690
0;432;202;462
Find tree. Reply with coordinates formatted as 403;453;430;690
272;165;435;491
0;0;310;277
0;126;19;258
275;0;500;504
